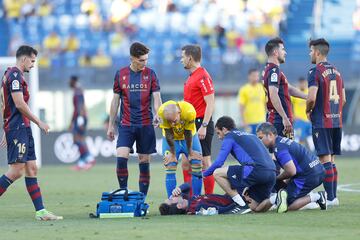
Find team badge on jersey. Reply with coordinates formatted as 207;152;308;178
12;80;20;90
271;72;278;83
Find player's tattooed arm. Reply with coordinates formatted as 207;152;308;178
165;128;176;155
184;130;193;157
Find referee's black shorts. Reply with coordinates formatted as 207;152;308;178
195;117;214;157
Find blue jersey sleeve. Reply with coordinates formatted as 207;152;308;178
307;68;318;87
113;70;121;95
276;149;293;167
203;137;233;177
267;66;280;87
8;69;23;93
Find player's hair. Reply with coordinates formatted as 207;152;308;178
130;42;150;58
181;44;202;62
16;45;38;59
215;116;235;131
309;38;330;56
159;203;187;215
70;75;78;82
256;122;278;136
248;68;259;75
265;37;284;57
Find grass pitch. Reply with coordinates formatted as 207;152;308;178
1;158;359;240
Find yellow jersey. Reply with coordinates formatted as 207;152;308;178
238;83;266;124
291;89;308;122
158;100;197;140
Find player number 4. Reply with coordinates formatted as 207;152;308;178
17;143;26;154
329;80;340;104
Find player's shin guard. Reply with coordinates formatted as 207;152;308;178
323;162;334;201
190;159;202;196
165;162;177;198
116;157;128;189
25;177;44;211
139;162;150;196
0;175;13;197
332;163;338;198
203;174;215;194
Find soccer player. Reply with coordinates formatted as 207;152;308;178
158;100;203;197
159;183;238;215
68;75;95;171
306;38;346;206
291;77;312;144
263;37;307;138
107;42;162;197
256;122;327;212
238;68;266;134
181;44;215;194
203;116;276;213
0;45;62;220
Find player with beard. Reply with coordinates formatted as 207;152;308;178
262;37;307;138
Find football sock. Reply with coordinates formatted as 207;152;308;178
183;169;192;183
0;175;13;197
182;169;192;197
74;140;90;159
139;162;150;195
323;162;334;201
269;193;277;205
232;194;246;206
116;157;128;189
309;192;321;202
332;163;338;198
165;162;177;198
25;177;44;211
203;174;215;194
190;159;202;196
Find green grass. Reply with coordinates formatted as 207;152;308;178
1;159;360;240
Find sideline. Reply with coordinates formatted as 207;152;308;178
338;183;360;193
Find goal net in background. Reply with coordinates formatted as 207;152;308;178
0;57;41;167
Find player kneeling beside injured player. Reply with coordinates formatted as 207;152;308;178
159;116;279;215
256;122;327;212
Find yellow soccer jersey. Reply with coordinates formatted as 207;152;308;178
238;83;266;124
158;100;197;140
291;89;308;122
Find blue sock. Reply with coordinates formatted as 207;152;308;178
165;162;177;198
116;157;128;189
190;159;202;196
25;177;44;211
0;175;13;196
333;163;338;198
139;163;150;195
323;162;334;201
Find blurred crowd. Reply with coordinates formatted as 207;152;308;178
2;0;289;68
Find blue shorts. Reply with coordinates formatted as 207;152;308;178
294;120;311;142
286;171;325;205
162;134;202;159
227;165;276;203
72;116;88;136
312;128;342;156
6;127;36;164
116;125;156;154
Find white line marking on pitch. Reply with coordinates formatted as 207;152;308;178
338;183;360;193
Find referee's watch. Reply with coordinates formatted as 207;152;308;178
201;122;208;128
